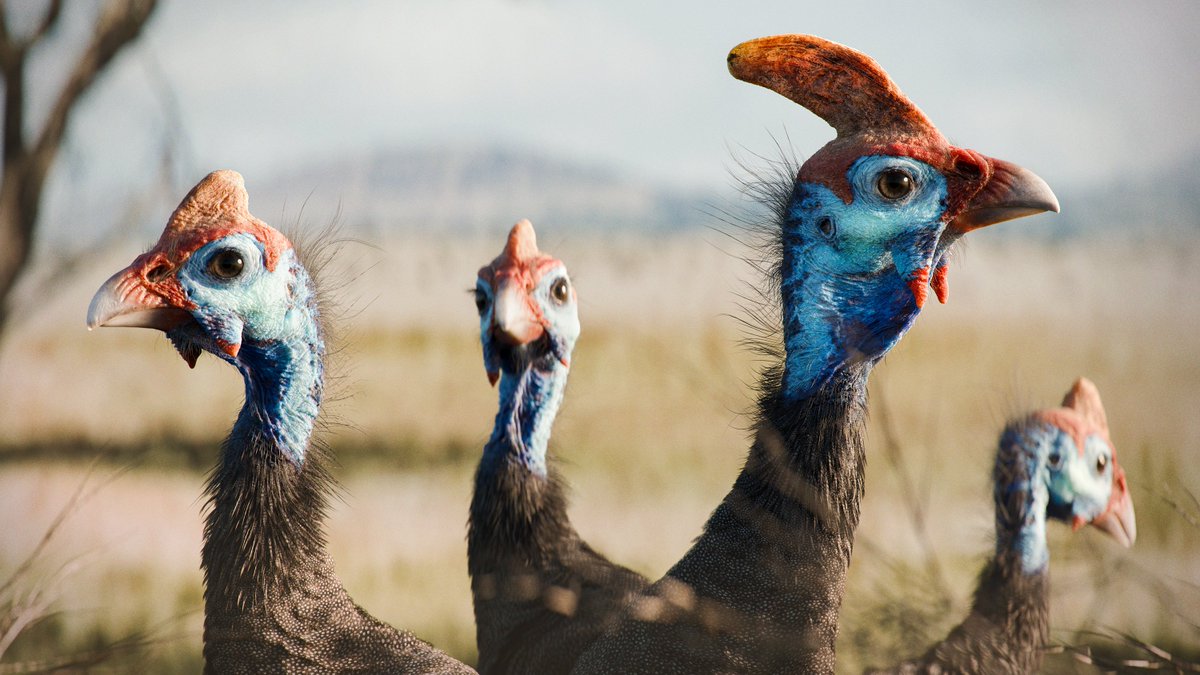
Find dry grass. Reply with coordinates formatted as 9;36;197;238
1;232;1198;670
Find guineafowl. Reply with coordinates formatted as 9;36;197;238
570;35;1060;674
868;378;1135;675
467;220;649;674
87;170;474;674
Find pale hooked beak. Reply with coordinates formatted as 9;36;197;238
86;266;191;331
1091;465;1137;548
950;159;1060;233
490;282;545;346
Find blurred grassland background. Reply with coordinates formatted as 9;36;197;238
3;0;1200;672
2;231;1198;671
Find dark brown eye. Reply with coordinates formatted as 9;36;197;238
876;169;914;200
208;249;244;279
1096;454;1108;473
550;277;570;304
474;288;489;313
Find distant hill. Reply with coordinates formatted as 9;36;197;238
254;145;731;234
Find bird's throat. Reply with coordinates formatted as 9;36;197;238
483;363;567;478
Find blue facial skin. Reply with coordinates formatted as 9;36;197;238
780;155;949;399
477;266;578;479
168;233;323;466
999;423;1117;574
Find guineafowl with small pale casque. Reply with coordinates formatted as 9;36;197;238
468;219;649;674
87;170;474;674
868;378;1135;675
570;34;1060;674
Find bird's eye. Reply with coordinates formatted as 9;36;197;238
550;277;570;304
876;169;914;200
817;216;836;239
208;249;244;280
1048;452;1063;469
1096;454;1108;473
474;288;489;313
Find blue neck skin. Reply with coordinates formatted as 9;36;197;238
778;183;925;401
995;428;1051;575
483;358;568;479
225;263;324;466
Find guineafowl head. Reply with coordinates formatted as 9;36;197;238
474;219;578;386
1007;378;1136;549
87;170;322;463
727;35;1059;397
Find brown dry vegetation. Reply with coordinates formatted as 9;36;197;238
1;231;1197;671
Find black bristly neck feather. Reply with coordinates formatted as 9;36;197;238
196;280;470;674
469;355;576;565
655;364;871;673
977;418;1052;664
570;166;907;674
467;357;642;675
870;420;1051;675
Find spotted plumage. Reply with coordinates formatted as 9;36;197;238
88;170;473;674
468;220;649;674
869;378;1135;675
570;35;1059;674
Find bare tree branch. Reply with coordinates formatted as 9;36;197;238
25;0;65;48
32;0;157;174
0;0;159;340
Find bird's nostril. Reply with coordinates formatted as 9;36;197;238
146;263;171;282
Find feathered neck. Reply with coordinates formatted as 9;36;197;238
226;262;324;464
201;263;334;613
742;363;870;541
469;359;573;564
482;360;568;478
994;423;1051;575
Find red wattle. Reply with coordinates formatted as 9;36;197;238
932;265;950;304
907;267;930;309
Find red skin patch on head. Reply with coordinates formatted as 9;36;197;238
1031;378;1131;530
478;220;564;335
120;170;292;312
798;138;992;223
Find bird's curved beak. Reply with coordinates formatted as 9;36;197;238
1090;463;1137;548
86;263;192;332
490;282;545;346
950;159;1060;234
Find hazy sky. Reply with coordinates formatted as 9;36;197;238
25;0;1200;236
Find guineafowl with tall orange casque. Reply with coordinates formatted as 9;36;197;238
569;34;1060;674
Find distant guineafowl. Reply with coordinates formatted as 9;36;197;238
570;35;1059;674
868;378;1136;675
468;220;649;674
87;171;474;674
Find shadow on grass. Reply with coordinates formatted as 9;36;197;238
0;436;479;473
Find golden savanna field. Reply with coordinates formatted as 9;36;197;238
1;230;1197;671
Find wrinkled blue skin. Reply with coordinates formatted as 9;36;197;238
476;264;578;478
167;233;323;466
781;155;949;399
998;422;1118;574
